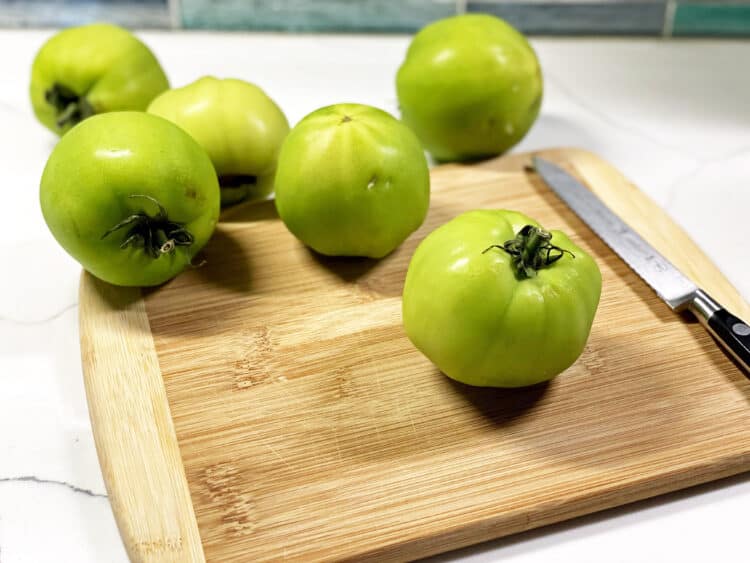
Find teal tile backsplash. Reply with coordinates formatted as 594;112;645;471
0;0;170;28
467;1;666;35
3;0;750;36
181;0;456;32
673;1;750;36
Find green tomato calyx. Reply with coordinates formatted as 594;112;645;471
101;194;194;259
45;83;94;130
483;224;574;279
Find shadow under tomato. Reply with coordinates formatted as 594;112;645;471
444;375;551;426
432;152;497;167
84;272;144;310
219;198;278;223
297;196;470;288
305;246;380;283
141;227;254;337
190;227;253;294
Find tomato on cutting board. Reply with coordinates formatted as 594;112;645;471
403;210;602;387
274;103;430;258
40;112;220;287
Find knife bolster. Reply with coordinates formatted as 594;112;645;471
688;289;721;324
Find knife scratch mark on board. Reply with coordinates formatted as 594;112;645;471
264;442;293;471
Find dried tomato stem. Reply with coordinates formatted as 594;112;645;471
482;224;574;279
101;195;194;259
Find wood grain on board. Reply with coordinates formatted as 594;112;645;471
79;148;750;562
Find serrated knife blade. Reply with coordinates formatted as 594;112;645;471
533;156;750;373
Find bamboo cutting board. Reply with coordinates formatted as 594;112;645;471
79;148;750;562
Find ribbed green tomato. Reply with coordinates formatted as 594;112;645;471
40;112;220;287
274;103;430;258
30;23;169;136
396;14;543;162
403;210;601;387
148;76;290;206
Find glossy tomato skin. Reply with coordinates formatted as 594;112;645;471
148;76;290;206
30;23;169;135
396;14;542;162
403;210;601;387
40;112;220;287
274;103;430;258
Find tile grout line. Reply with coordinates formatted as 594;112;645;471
663;0;676;37
168;0;182;29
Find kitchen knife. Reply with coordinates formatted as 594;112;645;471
533;156;750;373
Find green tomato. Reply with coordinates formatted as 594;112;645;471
40;112;220;287
30;23;169;136
274;103;430;258
147;76;290;206
396;14;543;162
403;210;601;387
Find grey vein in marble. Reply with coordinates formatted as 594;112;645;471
544;70;693;159
662;143;750;208
0;475;107;498
0;99;18;114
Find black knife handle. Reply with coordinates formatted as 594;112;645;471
689;290;750;374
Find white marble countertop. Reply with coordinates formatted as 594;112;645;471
1;29;749;563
